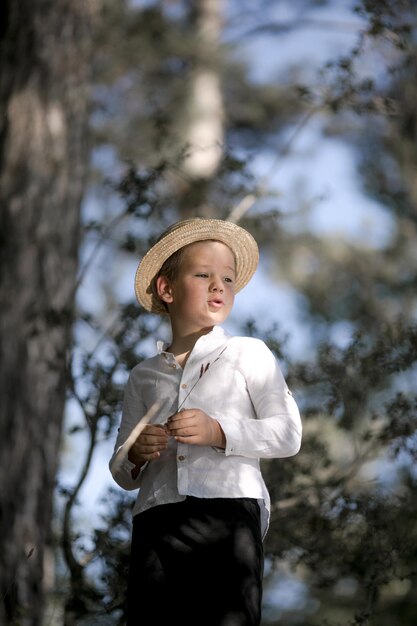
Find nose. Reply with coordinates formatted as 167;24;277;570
210;276;224;293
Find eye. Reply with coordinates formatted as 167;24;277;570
224;277;234;283
195;273;208;278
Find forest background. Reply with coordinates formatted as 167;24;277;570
1;0;417;625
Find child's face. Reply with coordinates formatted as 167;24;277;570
160;240;236;331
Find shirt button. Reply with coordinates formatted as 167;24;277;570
181;383;187;389
178;455;185;461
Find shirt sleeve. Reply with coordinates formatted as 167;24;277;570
109;368;148;490
217;339;302;459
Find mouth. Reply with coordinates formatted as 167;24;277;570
208;298;224;308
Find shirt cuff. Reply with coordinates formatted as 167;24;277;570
129;459;149;479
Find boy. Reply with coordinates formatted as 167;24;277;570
109;217;302;626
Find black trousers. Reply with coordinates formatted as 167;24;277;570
127;497;264;626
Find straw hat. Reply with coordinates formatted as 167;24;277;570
135;217;259;314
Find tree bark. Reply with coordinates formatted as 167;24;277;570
0;1;92;624
181;0;224;180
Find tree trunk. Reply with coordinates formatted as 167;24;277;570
0;1;92;624
181;0;224;181
171;0;225;216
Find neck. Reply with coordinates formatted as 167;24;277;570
168;325;214;357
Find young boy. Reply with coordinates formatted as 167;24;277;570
109;217;302;626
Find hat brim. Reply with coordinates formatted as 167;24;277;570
135;218;259;314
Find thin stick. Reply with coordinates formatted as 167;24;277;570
110;401;161;473
176;346;228;412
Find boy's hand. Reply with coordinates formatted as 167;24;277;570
166;409;226;448
128;423;168;466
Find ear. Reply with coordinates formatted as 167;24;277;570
156;275;174;304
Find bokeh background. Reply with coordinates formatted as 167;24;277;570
1;0;417;624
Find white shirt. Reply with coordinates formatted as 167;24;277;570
109;325;302;538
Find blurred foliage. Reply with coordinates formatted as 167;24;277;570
56;1;417;625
